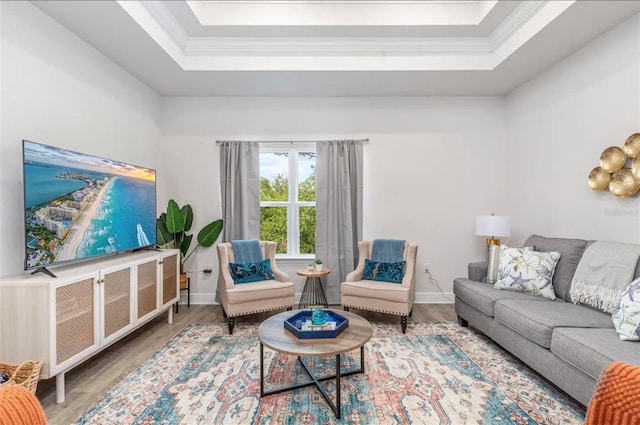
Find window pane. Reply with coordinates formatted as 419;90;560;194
299;206;316;254
260;152;289;201
260;206;287;254
298;152;316;202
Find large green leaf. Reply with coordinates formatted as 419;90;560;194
156;214;173;246
166;199;185;234
182;204;193;233
197;219;224;247
180;234;193;258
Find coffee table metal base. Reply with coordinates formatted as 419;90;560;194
259;344;365;419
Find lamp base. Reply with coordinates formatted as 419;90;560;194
486;237;501;246
485;238;501;261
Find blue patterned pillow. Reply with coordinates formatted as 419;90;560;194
229;259;275;284
362;259;406;284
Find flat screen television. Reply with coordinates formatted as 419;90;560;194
23;140;157;275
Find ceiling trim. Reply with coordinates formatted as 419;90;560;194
119;0;574;72
185;0;499;27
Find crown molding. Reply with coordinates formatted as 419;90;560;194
184;37;492;56
118;0;574;72
488;1;545;49
143;1;190;49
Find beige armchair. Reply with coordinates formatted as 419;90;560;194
341;240;418;333
217;241;295;334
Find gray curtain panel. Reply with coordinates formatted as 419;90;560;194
316;140;364;304
219;141;260;242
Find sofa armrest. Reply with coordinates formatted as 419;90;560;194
468;262;488;282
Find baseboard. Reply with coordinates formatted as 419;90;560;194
414;292;455;304
181;292;455;305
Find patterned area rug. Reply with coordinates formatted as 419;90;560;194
73;322;585;424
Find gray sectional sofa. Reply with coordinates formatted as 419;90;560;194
453;234;640;406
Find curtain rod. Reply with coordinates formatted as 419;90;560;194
216;138;369;144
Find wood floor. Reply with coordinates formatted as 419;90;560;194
38;303;456;425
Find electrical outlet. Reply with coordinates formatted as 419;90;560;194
423;262;431;274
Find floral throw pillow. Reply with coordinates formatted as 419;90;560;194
362;259;406;284
229;259;275;284
485;244;536;284
611;278;640;341
494;246;560;300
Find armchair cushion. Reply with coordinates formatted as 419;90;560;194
229;259;275;283
362;259;406;283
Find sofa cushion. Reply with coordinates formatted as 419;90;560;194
453;278;548;317
225;279;294;304
551;327;640;381
524;234;589;301
494;298;613;348
341;279;410;303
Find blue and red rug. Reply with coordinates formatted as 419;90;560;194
73;322;585;424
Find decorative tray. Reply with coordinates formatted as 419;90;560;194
284;310;349;339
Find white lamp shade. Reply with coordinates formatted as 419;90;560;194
476;215;511;238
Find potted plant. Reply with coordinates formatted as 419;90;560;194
315;258;323;271
156;199;223;275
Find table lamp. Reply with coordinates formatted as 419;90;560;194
476;213;511;259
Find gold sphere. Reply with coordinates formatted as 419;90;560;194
600;146;627;173
623;133;640;158
632;156;640;180
588;167;611;191
609;168;640;198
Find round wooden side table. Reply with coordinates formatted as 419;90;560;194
297;267;330;308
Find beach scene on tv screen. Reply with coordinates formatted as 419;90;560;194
24;141;156;269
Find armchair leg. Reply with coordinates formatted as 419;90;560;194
228;317;235;335
286;306;293;311
343;306;350;312
401;315;408;334
458;315;468;327
409;308;413;318
222;307;227;318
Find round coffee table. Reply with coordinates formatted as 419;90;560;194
257;309;373;419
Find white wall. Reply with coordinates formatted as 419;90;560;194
159;96;507;304
506;13;640;245
0;2;161;277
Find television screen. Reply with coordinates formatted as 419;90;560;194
23;140;157;271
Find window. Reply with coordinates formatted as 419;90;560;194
260;144;316;257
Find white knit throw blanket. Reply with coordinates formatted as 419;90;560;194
570;241;640;313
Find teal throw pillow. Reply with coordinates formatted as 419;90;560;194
363;259;406;284
229;259;275;284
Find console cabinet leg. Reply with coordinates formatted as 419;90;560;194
168;307;173;324
56;373;65;404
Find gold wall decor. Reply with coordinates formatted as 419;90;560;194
609;168;640;198
589;133;640;198
588;167;610;191
623;133;640;158
600;146;626;172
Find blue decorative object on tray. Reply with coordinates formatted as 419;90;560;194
284;309;349;339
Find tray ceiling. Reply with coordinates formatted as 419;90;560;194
32;0;640;96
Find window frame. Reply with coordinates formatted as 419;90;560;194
259;142;316;259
